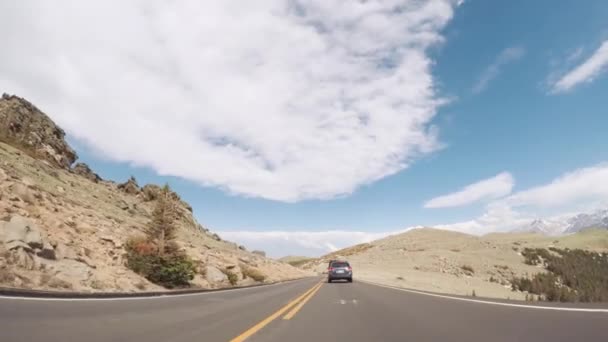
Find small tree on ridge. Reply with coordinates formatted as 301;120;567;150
148;184;177;256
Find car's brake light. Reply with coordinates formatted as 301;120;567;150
347;267;352;271
328;267;333;271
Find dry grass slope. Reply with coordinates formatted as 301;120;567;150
299;228;608;301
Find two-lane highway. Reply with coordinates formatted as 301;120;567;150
1;277;606;341
249;279;607;342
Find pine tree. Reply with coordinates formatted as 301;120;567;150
148;184;177;256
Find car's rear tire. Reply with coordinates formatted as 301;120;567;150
348;278;353;283
328;278;332;283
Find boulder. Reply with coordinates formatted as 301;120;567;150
205;265;228;283
3;215;44;249
36;241;56;260
48;259;92;281
141;184;161;201
116;199;130;211
118;176;140;195
75;222;96;235
76;256;97;269
5;248;37;270
252;250;266;257
0;167;7;182
132;204;150;217
100;235;123;249
238;277;257;286
9;183;36;204
71;162;101;183
115;277;136;291
238;256;252;264
54;243;78;260
190;274;210;288
5;240;32;252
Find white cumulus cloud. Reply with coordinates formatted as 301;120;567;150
551;40;608;93
0;0;459;202
472;46;525;94
506;164;608;208
424;172;514;208
435;163;608;234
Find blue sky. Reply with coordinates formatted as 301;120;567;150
2;1;608;257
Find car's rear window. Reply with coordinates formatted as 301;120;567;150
331;262;349;268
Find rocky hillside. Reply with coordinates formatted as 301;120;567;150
300;228;608;300
0;94;310;292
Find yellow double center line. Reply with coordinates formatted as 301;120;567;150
230;280;324;342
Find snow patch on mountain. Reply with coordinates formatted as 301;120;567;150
514;209;608;235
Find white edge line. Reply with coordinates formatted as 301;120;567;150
0;278;313;302
359;280;608;313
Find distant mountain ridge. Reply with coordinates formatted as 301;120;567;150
564;209;608;234
515;208;608;235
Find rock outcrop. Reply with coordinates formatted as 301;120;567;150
118;176;140;195
72;163;102;183
0;94;77;168
141;184;161;201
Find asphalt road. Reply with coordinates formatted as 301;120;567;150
1;277;606;342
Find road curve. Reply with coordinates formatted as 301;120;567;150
1;277;606;342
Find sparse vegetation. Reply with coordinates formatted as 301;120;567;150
47;277;73;290
520;247;552;266
125;184;196;288
223;269;238;285
323;243;373;259
512;248;608;302
287;260;310;267
125;239;196;289
145;254;196;288
142;184;161;202
241;266;266;282
89;279;104;290
396;276;404;280
148;184;178;256
281;256;315;268
0;267;14;283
